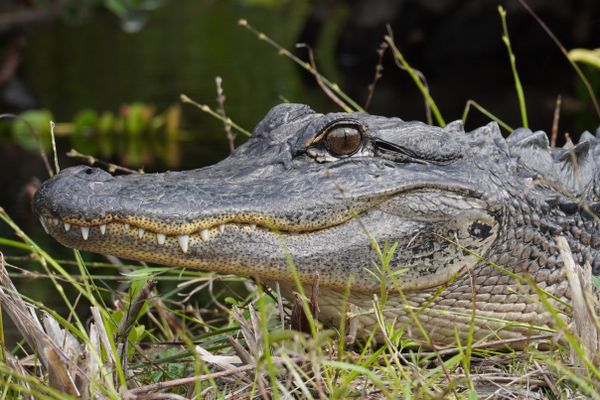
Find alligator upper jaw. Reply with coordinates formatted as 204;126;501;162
32;162;392;236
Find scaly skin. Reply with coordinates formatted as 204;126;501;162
33;104;600;346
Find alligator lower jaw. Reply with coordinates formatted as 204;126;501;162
39;213;371;287
38;215;302;254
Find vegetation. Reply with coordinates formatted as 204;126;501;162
1;4;600;399
1;103;186;169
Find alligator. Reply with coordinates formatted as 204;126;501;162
33;103;600;346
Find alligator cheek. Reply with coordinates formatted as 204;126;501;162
374;190;499;291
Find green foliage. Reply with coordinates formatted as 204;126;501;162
10;109;53;151
3;103;185;168
569;48;600;70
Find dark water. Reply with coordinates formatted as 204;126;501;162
20;0;329;170
1;0;599;344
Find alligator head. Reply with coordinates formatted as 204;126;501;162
33;104;600;346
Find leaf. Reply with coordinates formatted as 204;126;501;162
11;109;54;151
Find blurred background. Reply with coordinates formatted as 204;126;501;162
0;0;599;342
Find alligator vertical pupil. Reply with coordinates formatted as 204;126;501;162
324;125;362;156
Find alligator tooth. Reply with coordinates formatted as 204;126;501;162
157;233;166;245
81;226;89;240
218;224;225;233
64;223;71;232
201;229;209;241
39;217;49;234
99;224;106;235
125;223;130;229
138;228;145;238
249;224;257;231
178;235;189;253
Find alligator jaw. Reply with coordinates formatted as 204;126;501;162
35;180;498;294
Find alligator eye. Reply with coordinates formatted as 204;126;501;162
324;125;362;156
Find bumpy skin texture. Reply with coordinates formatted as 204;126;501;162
33;104;600;346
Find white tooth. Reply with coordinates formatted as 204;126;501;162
157;233;166;245
178;235;189;253
249;224;257;231
125;223;130;229
218;224;225;233
39;217;49;234
100;224;106;235
201;229;209;241
138;228;145;238
64;223;71;232
81;226;89;240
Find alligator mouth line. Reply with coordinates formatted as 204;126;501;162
37;215;343;254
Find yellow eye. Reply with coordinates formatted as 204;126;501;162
324;125;362;156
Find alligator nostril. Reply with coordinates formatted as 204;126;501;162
75;165;113;181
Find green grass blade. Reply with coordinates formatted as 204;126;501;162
499;6;528;128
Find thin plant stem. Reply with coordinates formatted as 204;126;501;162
517;0;600;120
499;6;528;128
238;19;363;112
180;94;252;137
384;27;445;127
462;100;513;132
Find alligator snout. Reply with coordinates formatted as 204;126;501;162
34;165;119;223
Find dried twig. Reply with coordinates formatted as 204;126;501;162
238;19;362;112
297;43;351;111
180;94;252;137
123;356;304;397
215;77;236;153
550;94;562;147
364;41;388;111
66;149;143;174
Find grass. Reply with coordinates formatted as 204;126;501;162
2;4;600;400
